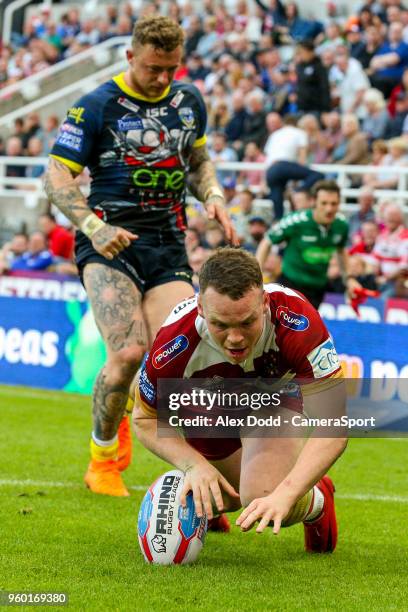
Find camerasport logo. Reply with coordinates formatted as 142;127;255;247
152;335;189;369
277;306;309;331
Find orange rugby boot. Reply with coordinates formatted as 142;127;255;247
304;476;337;553
117;414;132;472
84;459;130;497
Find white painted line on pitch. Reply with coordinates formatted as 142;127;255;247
0;478;146;491
0;479;408;503
0;479;78;488
336;492;408;503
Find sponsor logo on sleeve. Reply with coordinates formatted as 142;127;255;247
67;107;85;124
152;335;189;369
277;306;309;331
307;339;340;378
56;130;84;152
139;365;156;403
60;123;84;136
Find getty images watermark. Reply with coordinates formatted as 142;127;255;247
166;388;374;430
155;378;392;438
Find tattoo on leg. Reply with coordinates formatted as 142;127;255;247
86;266;145;439
93;370;129;440
107;320;146;352
85;265;141;329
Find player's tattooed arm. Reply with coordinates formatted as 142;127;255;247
188;144;239;245
44;158;138;259
188;144;222;203
43;158;91;226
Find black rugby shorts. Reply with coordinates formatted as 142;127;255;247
75;232;193;294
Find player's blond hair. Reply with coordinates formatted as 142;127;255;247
199;248;263;300
132;16;184;52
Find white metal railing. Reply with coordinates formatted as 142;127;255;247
1;157;408;214
0;157;47;210
216;161;408;204
0;156;52;172
0;59;126;128
0;36;131;102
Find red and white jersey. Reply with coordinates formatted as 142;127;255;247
139;284;342;415
373;226;408;277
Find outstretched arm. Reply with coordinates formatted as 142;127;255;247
237;379;348;533
188;144;239;245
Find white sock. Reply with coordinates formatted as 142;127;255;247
305;485;325;522
91;433;118;447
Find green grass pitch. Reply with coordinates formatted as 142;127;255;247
1;384;407;611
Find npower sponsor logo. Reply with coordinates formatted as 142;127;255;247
277;306;309;331
152;335;189;369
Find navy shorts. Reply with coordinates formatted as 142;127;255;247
75;232;193;295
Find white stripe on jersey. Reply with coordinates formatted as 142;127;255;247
162;295;197;326
264;283;306;300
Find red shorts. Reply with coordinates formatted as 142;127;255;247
186;437;241;461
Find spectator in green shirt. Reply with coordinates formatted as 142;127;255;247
256;180;360;308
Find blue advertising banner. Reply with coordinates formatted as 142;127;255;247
0;297;106;393
0;295;407;429
326;319;408;377
324;318;408;430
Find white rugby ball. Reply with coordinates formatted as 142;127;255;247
138;469;207;565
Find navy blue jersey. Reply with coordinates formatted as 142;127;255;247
50;73;207;239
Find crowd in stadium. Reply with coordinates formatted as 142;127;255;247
1;0;408;299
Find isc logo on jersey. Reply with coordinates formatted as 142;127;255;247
277;306;309;331
152;335;189;369
307;338;340;378
146;107;168;118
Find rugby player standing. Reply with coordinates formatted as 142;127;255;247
44;17;237;497
133;248;347;549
